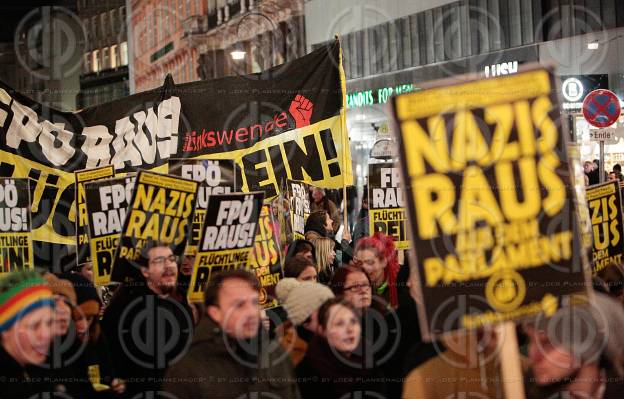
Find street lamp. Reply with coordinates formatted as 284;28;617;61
231;50;246;60
587;41;599;50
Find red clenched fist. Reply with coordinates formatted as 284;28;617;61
289;94;314;128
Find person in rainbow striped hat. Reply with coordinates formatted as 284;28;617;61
0;270;55;395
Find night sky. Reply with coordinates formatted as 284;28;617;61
0;1;76;42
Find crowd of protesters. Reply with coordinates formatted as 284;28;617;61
2;187;624;399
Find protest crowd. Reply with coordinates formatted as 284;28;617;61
2;40;624;399
3;185;624;398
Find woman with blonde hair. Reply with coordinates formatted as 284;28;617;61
311;237;336;284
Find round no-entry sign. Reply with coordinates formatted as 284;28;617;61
582;89;621;128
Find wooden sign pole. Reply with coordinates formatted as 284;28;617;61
496;321;526;399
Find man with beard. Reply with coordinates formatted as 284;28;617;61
163;269;301;398
101;244;194;396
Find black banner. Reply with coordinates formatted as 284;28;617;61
0;40;349;271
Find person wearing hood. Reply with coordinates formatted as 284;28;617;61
524;293;624;398
163;269;301;398
275;277;334;365
101;244;193;396
0;270;56;398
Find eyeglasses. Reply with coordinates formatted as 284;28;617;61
150;254;179;266
343;283;371;292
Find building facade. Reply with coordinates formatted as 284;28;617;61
77;0;129;108
182;0;306;81
130;0;205;93
0;6;84;110
305;0;624;190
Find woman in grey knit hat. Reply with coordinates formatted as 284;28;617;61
524;292;624;398
275;278;334;365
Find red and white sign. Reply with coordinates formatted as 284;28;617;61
582;89;621;128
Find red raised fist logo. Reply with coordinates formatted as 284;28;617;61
289;94;314;128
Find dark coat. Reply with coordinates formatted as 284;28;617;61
100;282;194;396
28;328;88;396
0;344;59;398
296;336;386;399
163;317;301;399
70;332;119;398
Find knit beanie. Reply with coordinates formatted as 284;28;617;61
43;273;77;306
276;278;334;326
0;270;55;332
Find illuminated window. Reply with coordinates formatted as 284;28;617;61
120;42;128;66
110;45;118;68
92;50;100;72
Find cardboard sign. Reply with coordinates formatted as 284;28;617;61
0;178;33;272
84;176;136;286
368;163;409;249
187;192;264;302
392;67;590;338
169;159;239;255
75;166;115;266
111;171;199;283
249;205;283;309
586;181;624;274
288;180;311;240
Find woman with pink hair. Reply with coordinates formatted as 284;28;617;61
354;232;400;308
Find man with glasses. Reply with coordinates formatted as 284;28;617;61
101;243;194;396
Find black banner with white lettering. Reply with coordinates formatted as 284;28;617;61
0;39;349;271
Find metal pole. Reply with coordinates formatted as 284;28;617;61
600;141;605;183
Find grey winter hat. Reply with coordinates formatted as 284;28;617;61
530;292;624;375
276;278;334;326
